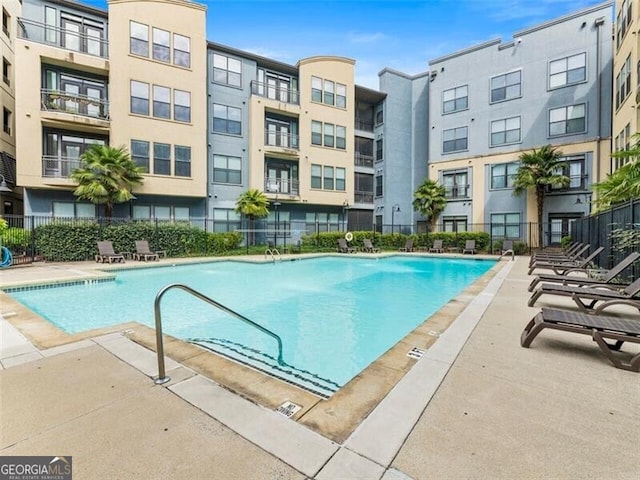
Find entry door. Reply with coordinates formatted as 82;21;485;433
61;80;80;114
548;215;581;245
61;137;82;176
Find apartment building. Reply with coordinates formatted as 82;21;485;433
14;0;207;219
426;2;613;245
1;0;21;215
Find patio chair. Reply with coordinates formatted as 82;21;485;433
399;238;414;252
527;252;640;292
527;276;640;312
362;238;380;253
337;238;356;253
499;240;514;260
527;246;603;276
521;306;640;372
95;241;126;264
134;240;165;261
429;239;444;253
462;240;476;254
529;243;589;266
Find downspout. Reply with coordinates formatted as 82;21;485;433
594;16;606;208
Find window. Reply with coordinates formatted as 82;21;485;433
2;8;10;37
212;104;241;135
174;34;191;68
443;127;468;153
442;170;468;198
213;53;241;87
311;120;345;148
213;154;241;184
311;76;323;102
311;164;322;189
491;213;520;239
490;71;521;103
375;173;383;197
174;90;191;122
376;138;383;161
490;116;521;146
549;53;586;89
552;156;585;190
53;202;95;218
130;81;149;115
130;21;149;57
2;57;9;86
152;27;170;62
131;140;149;172
614;123;632;171
323;166;334;189
336;126;346;149
443;216;468;233
355;173;374;203
336;83;347;108
213;209;241;233
549;104;586;136
375;109;384;125
324;80;335;106
153;85;171;119
324;123;334;147
2;107;10;135
443;85;468;113
174;145;191;177
311;76;346;108
617;0;633;49
616;55;632;109
335;167;346;191
153;142;171;175
311;121;322;145
491;162;518;189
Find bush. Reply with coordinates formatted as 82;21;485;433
2;227;31;252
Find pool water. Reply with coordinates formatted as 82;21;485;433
8;256;495;396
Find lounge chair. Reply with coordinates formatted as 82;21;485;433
399;239;414;252
530;242;582;261
529;243;589;266
95;241;126;263
462;240;476;254
362;238;380;253
337;238;356;253
429;239;444;253
521;306;640;371
134;240;165;261
527;246;604;275
499;240;514;260
528;276;640;312
527;252;640;292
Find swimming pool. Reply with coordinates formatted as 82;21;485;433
7;256;495;396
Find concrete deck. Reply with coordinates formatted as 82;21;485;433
1;256;639;479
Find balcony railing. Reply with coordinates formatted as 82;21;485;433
444;185;469;199
354;191;374;204
264;130;299;150
264;176;300;196
18;18;108;58
355;119;374;132
41;89;109;120
250;81;299;105
355;152;374;168
42;156;81;178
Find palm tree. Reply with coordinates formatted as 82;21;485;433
235;189;269;245
593;134;640;212
70;145;144;219
412;178;447;231
512;145;569;245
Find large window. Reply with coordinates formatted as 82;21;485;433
173;34;191;68
130;81;149;115
490;71;521;103
174;90;191;122
153;142;171;175
131;140;150;172
213;53;241;87
442;216;468;233
174;145;191;177
443;85;468;113
442;170;468;198
53;202;95;218
311;121;322;145
213;154;241;184
152;85;171;119
335;167;346;191
491;213;521;239
134;205;190;221
376;138;383;161
617;0;633;49
375;173;383;197
311;76;347;108
309;164;343;191
490;116;521;146
323;166;334;190
443;127;468;153
491;162;518;189
552;155;585;190
152;27;170;62
355;173;374;203
213;104;241;135
336;84;347;108
616;55;632;109
549;53;586;89
549;104;586;136
3;107;10;134
311;164;322;189
130;21;149;57
311;120;346;149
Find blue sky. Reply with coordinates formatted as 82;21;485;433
82;0;608;88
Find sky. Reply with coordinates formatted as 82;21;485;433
80;0;609;88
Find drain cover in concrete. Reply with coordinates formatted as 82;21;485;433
407;347;426;359
275;401;302;418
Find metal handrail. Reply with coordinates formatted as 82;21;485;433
153;283;285;384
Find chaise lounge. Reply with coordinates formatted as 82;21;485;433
337;238;357;253
527;246;604;275
429;239;444;253
399;239;414;252
521;306;640;371
134;240;166;262
462;240;476;254
529;242;585;264
362;238;380;253
96;241;126;264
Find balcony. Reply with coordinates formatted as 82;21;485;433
251;81;299;105
355;152;374;168
355;119;374;132
264;130;299;150
18;18;108;58
42;156;81;178
264;176;299;196
41;89;109;120
355;191;374;204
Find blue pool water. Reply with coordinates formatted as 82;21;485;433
8;256;494;396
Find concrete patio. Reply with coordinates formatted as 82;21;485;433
1;256;638;479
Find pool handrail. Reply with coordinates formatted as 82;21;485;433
153;283;285;385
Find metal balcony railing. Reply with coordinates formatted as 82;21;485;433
264;129;299;149
18;17;108;58
251;81;299;105
264;176;299;195
42;155;81;178
355;153;374;168
41;89;109;120
354;191;374;204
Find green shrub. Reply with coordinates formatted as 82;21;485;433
2;227;31;251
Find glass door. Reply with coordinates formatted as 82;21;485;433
85;25;103;56
61;18;81;52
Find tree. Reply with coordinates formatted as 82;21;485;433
593;134;640;212
412;178;447;231
512;145;569;245
235;189;269;245
70;145;144;219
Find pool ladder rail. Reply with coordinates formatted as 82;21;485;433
153;283;285;385
265;245;281;262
